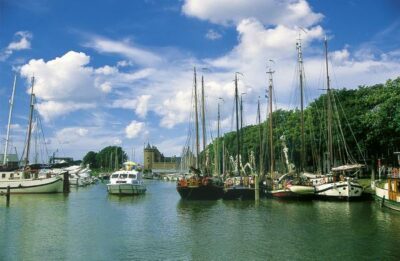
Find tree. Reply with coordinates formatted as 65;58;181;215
82;151;98;168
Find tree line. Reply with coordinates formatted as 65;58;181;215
205;77;400;174
82;146;127;170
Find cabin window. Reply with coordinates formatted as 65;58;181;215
128;174;136;179
111;174;119;179
2;174;5;178
120;174;128;179
10;174;14;179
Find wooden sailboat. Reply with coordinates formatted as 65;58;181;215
222;73;256;200
176;67;224;200
268;37;315;199
0;76;63;194
311;37;364;200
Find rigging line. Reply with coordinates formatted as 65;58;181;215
332;90;355;164
36;108;49;161
335;89;367;164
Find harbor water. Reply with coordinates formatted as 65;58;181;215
1;181;400;260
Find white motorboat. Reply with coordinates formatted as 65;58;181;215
107;162;146;195
0;171;63;194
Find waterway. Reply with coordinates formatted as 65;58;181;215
1;181;400;260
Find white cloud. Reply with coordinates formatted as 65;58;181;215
125;120;145;139
0;31;33;61
205;29;222;40
182;0;323;27
86;36;163;67
111;94;151;118
36;101;96;122
55;127;89;144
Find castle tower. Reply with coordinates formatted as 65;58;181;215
144;143;154;170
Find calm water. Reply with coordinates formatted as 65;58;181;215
1;181;400;260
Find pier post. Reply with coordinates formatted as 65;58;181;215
63;171;70;193
6;185;10;207
255;175;259;201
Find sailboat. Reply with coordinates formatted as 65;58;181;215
176;67;224;200
309;37;364;200
223;73;257;200
0;76;63;194
268;37;315;199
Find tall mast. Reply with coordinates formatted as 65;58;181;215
296;35;306;172
257;98;263;176
201;75;207;175
234;73;241;176
267;68;275;177
3;74;17;165
325;36;333;171
24;76;35;168
193;67;200;169
217;101;220;176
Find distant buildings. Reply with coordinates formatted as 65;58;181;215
143;143;180;171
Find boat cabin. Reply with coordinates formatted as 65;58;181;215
109;170;142;185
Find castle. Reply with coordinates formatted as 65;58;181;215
143;143;181;171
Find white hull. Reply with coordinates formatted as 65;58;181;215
289;185;315;195
0;176;63;194
107;184;146;195
315;180;363;199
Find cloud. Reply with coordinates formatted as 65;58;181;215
36;101;96;122
0;31;33;61
111;94;151;118
182;0;323;27
85;36;163;67
205;29;222;40
55;127;89;144
125;120;145;139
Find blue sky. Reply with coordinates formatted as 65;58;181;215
0;0;399;163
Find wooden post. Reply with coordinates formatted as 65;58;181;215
255;175;259;201
63;171;70;193
6;186;10;207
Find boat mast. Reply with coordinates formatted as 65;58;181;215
325;36;333;172
267;68;275;178
24;76;35;168
217;101;221;176
257;98;263;176
234;73;241;176
193;67;200;169
3;74;17;165
201;74;207;174
296;34;306;172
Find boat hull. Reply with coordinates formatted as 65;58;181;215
223;186;255;200
107;184;146;195
177;185;223;200
0;176;63;194
268;185;315;199
375;185;400;211
314;181;363;200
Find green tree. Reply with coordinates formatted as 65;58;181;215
82;151;98;168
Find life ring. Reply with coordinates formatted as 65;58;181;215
227;179;233;186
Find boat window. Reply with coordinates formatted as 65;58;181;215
128;174;136;179
111;174;119;179
120;174;128;179
1;174;5;178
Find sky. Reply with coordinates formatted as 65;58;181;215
0;0;399;163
